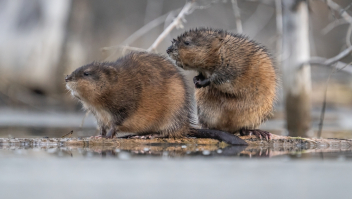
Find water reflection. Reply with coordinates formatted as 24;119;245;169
1;127;352;160
1;142;352;160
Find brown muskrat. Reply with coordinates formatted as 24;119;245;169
65;51;247;145
167;28;277;140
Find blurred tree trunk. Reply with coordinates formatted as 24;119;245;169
0;0;70;94
282;0;311;137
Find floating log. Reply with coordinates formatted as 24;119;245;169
1;134;351;157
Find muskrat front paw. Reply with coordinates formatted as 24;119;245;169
195;80;211;88
194;80;203;88
240;129;271;141
193;73;205;84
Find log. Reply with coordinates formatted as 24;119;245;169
1;135;351;157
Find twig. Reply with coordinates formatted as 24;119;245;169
325;0;352;47
347;24;352;47
241;0;274;5
309;59;352;74
317;63;337;138
324;45;352;65
103;0;220;55
80;111;91;128
338;61;352;71
308;45;352;66
101;45;146;53
231;0;243;34
121;8;182;46
242;4;274;38
341;2;352;14
317;60;352;138
321;18;348;35
147;1;196;52
102;45;147;60
62;131;73;138
101;8;181;55
163;10;178;43
275;0;283;63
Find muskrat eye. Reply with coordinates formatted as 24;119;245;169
83;72;90;76
184;41;190;45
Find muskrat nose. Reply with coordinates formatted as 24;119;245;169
166;46;173;54
65;75;72;82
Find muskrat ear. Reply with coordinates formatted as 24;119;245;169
216;31;226;42
212;33;225;49
106;65;119;80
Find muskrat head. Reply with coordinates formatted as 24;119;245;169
65;62;118;103
167;28;225;71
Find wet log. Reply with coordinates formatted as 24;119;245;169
1;134;351;154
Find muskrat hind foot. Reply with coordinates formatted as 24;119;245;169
240;129;271;141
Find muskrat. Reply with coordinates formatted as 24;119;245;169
167;28;277;140
65;51;247;145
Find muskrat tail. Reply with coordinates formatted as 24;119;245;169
188;128;248;146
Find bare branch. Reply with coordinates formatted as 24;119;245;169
231;0;243;34
338;61;352;71
242;4;274;38
317;63;337;138
147;1;195;52
317;60;352;138
101;45;147;60
325;0;352;46
308;45;352;67
103;0;221;56
101;45;146;53
341;2;352;14
123;9;182;46
275;0;283;63
321;18;348;35
347;24;352;47
101;8;182;54
243;0;275;5
309;59;352;74
324;45;352;65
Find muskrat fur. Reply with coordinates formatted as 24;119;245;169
66;51;247;145
167;28;277;139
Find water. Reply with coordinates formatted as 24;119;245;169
1;127;352;199
1;140;352;160
1;126;352;160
